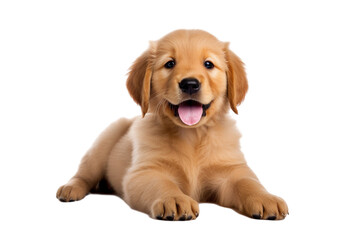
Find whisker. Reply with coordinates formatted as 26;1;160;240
154;99;166;115
149;89;182;116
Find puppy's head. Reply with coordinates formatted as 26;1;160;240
127;30;248;128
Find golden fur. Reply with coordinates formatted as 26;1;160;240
57;30;288;221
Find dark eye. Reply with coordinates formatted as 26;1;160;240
164;60;176;69
204;60;214;69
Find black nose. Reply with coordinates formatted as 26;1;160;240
179;78;201;95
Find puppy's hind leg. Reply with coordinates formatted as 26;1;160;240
56;118;132;202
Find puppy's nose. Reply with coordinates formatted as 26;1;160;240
179;78;201;95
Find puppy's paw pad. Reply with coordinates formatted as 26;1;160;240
151;195;199;221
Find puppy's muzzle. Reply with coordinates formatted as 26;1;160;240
179;78;201;95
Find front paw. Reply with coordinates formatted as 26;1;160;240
151;195;199;221
56;178;89;202
242;192;289;220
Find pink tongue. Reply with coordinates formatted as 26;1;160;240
178;102;203;126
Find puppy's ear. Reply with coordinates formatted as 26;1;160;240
225;43;248;114
126;42;156;117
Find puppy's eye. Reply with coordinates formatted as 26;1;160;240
204;61;214;69
164;60;176;69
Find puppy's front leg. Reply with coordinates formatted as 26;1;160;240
123;168;199;221
213;164;288;220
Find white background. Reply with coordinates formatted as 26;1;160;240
1;0;359;239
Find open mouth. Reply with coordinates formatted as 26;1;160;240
169;100;212;126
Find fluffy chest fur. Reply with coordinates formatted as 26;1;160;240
130;114;245;199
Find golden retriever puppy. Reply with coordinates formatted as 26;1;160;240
57;29;288;221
